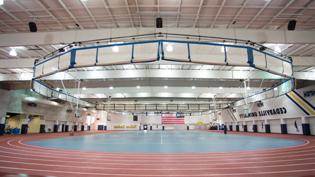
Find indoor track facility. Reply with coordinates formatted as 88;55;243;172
0;0;315;177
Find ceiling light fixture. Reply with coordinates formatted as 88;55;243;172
219;86;223;89
246;87;251;90
164;85;168;89
192;86;196;89
9;48;17;56
166;44;173;52
56;87;60;91
136;85;140;89
82;87;87;90
51;67;58;71
112;46;119;53
0;0;3;6
274;45;282;53
109;86;114;90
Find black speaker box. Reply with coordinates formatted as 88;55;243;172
156;18;163;28
28;22;37;32
287;20;296;31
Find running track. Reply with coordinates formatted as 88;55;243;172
0;131;315;177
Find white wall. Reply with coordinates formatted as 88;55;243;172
0;89;90;132
185;115;210;124
106;113;139;130
220;85;315;135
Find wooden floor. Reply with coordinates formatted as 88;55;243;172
0;131;314;177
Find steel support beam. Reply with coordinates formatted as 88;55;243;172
0;56;313;68
0;69;284;81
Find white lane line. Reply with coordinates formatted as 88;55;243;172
0;153;315;166
0;166;315;176
1;145;315;163
1;159;315;171
5;143;315;162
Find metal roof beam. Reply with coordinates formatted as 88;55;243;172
58;0;84;29
210;0;226;28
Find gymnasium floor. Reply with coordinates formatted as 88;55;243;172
26;131;303;153
0;131;315;177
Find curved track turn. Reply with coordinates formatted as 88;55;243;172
0;131;314;177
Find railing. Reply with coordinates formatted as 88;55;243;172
234;79;294;107
32;80;92;107
32;33;294;108
96;103;222;112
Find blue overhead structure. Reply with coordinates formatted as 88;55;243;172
32;33;294;107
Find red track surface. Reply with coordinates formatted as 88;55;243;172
0;131;315;177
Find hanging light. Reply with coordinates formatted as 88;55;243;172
112;46;119;53
274;45;282;53
0;0;4;6
9;48;17;56
166;44;173;52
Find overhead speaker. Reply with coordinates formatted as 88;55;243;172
28;21;37;32
287;20;296;31
156;17;163;28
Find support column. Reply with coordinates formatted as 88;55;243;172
280;119;287;134
301;117;311;136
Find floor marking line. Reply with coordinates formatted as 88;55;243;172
1;159;315;171
0;153;314;166
0;166;315;176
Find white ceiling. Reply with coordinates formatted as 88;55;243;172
0;0;314;61
1;0;315;31
0;0;314;105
